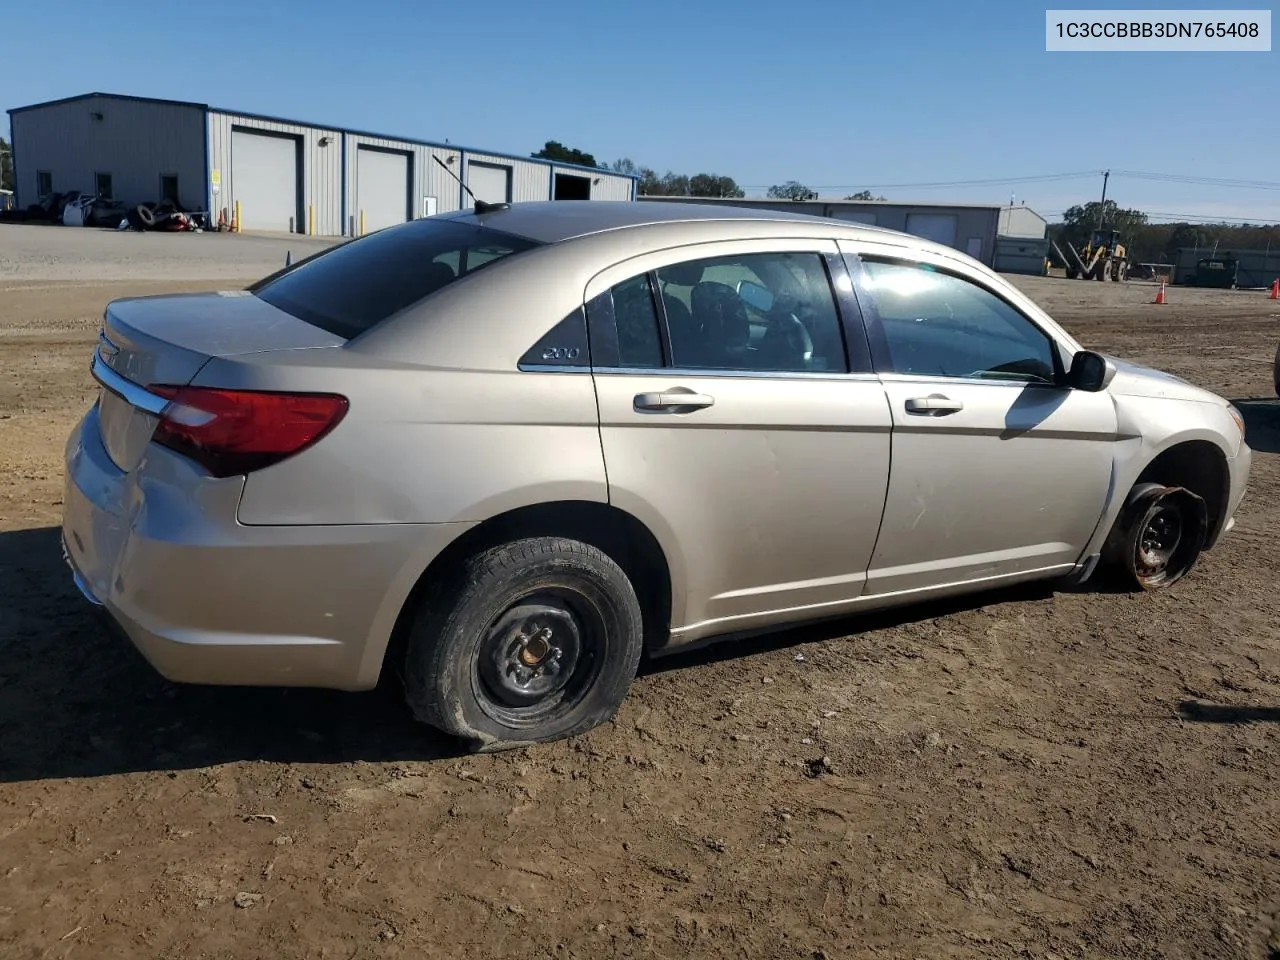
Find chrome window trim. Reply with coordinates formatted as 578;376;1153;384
90;349;170;415
516;363;593;374
875;372;1064;390
589;366;883;382
516;360;884;382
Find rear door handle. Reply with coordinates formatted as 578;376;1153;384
905;395;964;415
634;390;715;412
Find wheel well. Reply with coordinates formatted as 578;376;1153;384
384;501;673;671
1135;441;1229;548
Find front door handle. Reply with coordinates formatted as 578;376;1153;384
905;395;964;415
634;390;715;412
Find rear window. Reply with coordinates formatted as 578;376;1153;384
250;219;541;339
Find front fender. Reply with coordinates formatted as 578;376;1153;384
1082;394;1242;562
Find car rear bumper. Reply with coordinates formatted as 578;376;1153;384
62;406;472;691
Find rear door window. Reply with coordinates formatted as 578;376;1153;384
251;220;541;340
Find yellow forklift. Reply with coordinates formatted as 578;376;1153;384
1054;229;1129;282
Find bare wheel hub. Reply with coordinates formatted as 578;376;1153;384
519;631;552;666
480;602;582;708
1137;506;1183;576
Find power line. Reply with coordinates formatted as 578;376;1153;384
735;169;1280;193
1113;170;1280;191
738;171;1101;191
1140;211;1279;224
1042;211;1280;224
740;173;1100;191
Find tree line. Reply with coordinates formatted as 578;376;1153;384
1051;200;1280;263
534;142;1279;254
530;142;883;201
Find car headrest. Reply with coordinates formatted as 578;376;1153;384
690;281;749;348
661;262;705;287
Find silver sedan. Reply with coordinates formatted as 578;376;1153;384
62;201;1252;750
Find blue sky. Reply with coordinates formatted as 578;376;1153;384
2;0;1275;222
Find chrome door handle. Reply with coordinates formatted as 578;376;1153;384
634;390;715;411
904;395;964;415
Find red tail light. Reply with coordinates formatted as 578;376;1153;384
150;385;349;478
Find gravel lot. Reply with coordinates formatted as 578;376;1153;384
0;222;337;282
1;224;1278;959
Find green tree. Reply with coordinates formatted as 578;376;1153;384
638;171;692;196
0;138;13;193
767;181;818;201
689;173;745;198
844;190;885;201
614;158;746;199
636;168;663;195
613;158;668;197
1058;200;1148;250
532;140;600;168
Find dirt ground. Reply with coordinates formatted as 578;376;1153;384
2;265;1279;960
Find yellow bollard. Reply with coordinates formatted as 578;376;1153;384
359;209;365;237
233;200;241;233
307;205;314;237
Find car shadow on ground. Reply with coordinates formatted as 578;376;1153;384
1176;700;1280;724
1233;398;1280;455
0;524;1121;783
0;526;469;783
640;582;1057;676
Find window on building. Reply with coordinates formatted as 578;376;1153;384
160;175;180;205
36;171;52;197
95;173;113;200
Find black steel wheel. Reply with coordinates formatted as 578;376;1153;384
473;589;602;728
402;537;644;751
1102;484;1208;591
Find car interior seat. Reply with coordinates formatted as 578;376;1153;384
658;262;706;364
690;281;750;367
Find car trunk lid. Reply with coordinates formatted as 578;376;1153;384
94;291;344;472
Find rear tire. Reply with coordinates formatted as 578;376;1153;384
1100;483;1208;591
402;537;644;752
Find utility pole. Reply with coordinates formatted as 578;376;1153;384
1096;169;1110;233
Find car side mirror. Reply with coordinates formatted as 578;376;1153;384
1066;350;1116;392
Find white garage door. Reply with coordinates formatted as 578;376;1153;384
231;130;299;232
905;213;958;248
356;148;410;233
467;162;511;204
833;211;877;224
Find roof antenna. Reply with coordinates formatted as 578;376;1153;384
433;155;509;215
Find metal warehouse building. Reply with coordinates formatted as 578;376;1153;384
640;196;1048;272
1168;246;1280;288
7;92;637;236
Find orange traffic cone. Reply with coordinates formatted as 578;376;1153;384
1269;278;1279;300
1153;280;1167;304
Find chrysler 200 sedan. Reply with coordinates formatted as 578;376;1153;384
63;201;1251;750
